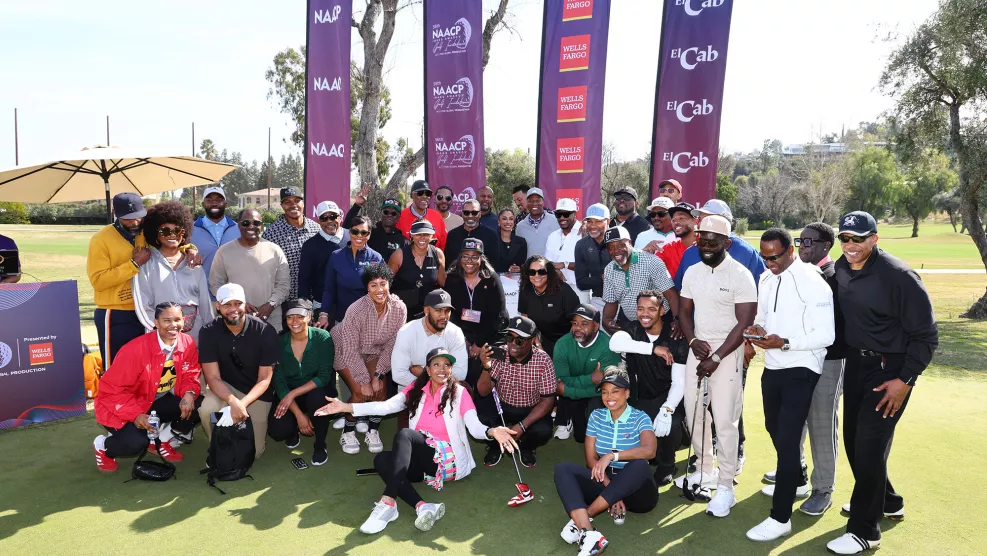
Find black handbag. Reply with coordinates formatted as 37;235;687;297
129;438;176;482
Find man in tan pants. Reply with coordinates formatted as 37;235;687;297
678;215;758;518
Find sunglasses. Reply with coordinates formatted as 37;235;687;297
658;187;678;194
382;210;399;217
760;252;786;262
527;268;549;276
157;226;183;237
696;237;724;248
615;193;635;201
649;211;668;219
240;220;262;228
838;234;873;244
505;334;529;346
462;210;480;216
319;213;340;222
794;237;821;248
436;194;453;201
555;211;574;218
350;229;371;237
414;190;432;197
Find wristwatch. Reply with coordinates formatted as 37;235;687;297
611;450;620;462
781;339;791;352
710;353;722;364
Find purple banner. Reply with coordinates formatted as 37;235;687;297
424;0;486;214
534;0;611;218
304;0;353;217
650;0;733;206
0;281;85;429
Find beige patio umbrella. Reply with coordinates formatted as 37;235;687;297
0;145;239;223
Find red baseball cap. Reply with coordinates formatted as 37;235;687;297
657;179;682;193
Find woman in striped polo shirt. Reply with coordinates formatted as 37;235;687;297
553;366;659;555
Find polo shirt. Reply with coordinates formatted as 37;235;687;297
515;212;560;257
320;245;383;323
445;224;499;264
585;406;653;469
198;315;281;402
680;252;758;343
544;221;583;289
673;233;766;291
489;347;557;408
574;235;611;297
517;282;581;356
479;211;499;232
273;326;335;399
602;250;673;319
609;213;651;245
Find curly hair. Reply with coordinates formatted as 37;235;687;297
142;201;194;248
361;262;394;288
519;254;562;296
406;367;460;420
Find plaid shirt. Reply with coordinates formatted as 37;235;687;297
603;249;673;319
490;347;557;408
330;294;407;384
262;215;321;299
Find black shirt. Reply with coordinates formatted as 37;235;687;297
445;225;499;266
198;315;281;402
574;235;611;297
609;213;651;245
834;248;938;384
298;234;344;302
342;203;407;261
491;234;528;273
623;320;689;402
392;244;441;319
518;282;581;357
818;260;848;360
446;271;508;347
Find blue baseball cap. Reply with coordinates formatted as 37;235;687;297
584;203;610;221
112;192;146;220
692;199;733;222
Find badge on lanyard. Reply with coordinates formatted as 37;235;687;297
461;309;482;323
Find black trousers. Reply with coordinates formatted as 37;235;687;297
762;367;819;523
103;393;201;458
93;309;144;367
374;428;439;508
267;387;333;451
554;460;658;515
555;397;594;443
475;397;553;453
633;397;684;481
843;352;909;540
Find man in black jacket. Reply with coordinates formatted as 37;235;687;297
445;199;498;265
609;186;650;245
825;212;938;556
574;203;612;302
342;190;406;261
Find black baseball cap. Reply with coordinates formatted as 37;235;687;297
410;220;436;235
838;211;878;237
600;366;630;389
113;192;146;220
280;187;302;201
424;289;453;309
461;238;484;254
569;303;600;323
381;198;402;211
426;347;456;366
504;315;537;338
603;226;631;244
668;202;696;218
411;180;431;193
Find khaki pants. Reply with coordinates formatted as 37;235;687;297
684;342;744;486
198;382;271;458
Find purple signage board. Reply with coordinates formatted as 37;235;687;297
424;0;487;214
534;0;611;218
304;0;354;217
649;0;733;206
0;281;85;429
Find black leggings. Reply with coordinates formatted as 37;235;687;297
267;387;333;451
374;428;439;508
554;459;659;515
103;393;202;458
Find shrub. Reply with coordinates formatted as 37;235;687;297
260;209;281;225
27;204;60;224
0;202;30;224
734;217;749;236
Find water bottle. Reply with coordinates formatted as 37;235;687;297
147;411;160;441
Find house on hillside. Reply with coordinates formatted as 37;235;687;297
238;188;282;210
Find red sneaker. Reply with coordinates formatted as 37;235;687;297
152;441;184;462
94;445;118;472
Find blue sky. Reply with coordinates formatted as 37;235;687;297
0;0;938;174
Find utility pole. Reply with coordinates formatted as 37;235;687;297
267;127;272;210
13;108;18;166
106;115;110;145
191;122;197;208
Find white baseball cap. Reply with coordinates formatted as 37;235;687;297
315;200;342;216
216;283;246;305
203;186;226;200
526;187;545;199
556;198;578;212
647;197;675;210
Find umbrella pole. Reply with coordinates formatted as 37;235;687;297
104;176;112;224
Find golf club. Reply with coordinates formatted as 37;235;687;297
491;386;533;507
681;379;703;501
695;377;712;502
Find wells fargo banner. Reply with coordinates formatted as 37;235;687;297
424;0;487;214
649;0;733;205
0;281;85;428
534;0;612;217
304;0;353;217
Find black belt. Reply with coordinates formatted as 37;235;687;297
859;350;882;357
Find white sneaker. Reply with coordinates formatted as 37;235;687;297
561;519;581;544
340;431;360;454
746;517;792;541
332;417;346;430
826;533;881;554
763;469;777;483
706;485;736;518
359;501;398;534
674;468;719;489
365;429;383;453
356;420;370;434
414;502;445;531
554;422;573;440
760;483;812;498
841;503;905;520
577;529;609;556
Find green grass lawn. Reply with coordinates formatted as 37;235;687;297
0;222;985;555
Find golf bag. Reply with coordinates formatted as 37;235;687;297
201;414;255;494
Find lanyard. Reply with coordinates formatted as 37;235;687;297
465;277;479;309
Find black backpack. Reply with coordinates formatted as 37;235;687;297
201;413;255;494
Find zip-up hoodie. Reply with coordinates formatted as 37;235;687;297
132;248;215;342
191;215;240;281
753;258;835;373
87;224;147;310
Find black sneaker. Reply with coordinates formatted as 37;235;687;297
656;473;675;487
312;446;328;466
484;445;502;467
520;450;536;468
285;432;301;449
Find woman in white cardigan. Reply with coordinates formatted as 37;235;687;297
316;347;518;535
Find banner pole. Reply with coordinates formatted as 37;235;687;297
532;0;550;191
647;2;672;200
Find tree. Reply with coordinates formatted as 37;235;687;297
485;148;534;211
736;169;800;228
600;142;648;212
715;174;737;207
933;188;963;232
274;153;304;193
845;147;904;216
899;150;958;237
880;0;987;317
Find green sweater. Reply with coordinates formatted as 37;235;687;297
274;327;335;399
554;330;621;400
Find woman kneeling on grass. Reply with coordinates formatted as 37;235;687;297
316;347;518;534
553;366;658;556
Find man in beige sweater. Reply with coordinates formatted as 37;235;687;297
210;209;291;332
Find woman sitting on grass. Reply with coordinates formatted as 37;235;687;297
316;347;518;535
553;366;658;556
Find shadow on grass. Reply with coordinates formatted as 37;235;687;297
925;319;987;380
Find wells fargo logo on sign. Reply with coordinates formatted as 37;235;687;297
29;342;54;365
562;0;593;21
560;35;591;72
557;86;587;122
557;138;585;173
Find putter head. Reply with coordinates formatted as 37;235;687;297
508;483;533;507
680;476;697;501
693;485;712;502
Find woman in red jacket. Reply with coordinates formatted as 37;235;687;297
93;301;202;472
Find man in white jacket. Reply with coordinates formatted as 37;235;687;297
744;228;835;542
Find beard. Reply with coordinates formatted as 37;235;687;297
674;226;693;238
700;249;726;267
207;205;226;219
427;314;447;331
222;314;243;326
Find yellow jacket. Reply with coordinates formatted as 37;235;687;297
87;224;146;310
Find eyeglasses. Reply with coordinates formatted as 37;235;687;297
319;213;340;222
461;253;481;262
505;334;529;346
794;237;821;248
240;220;262;228
658;187;678;194
555;211;574;218
649;211;668;219
696;237;724;248
382;210;399;217
527;268;549;276
436;194;453;201
462;210;480;216
157;226;183;237
350;229;371;237
615;193;635;201
838;234;873;244
414;190;432;197
760;252;787;262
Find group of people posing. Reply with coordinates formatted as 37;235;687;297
86;178;937;556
